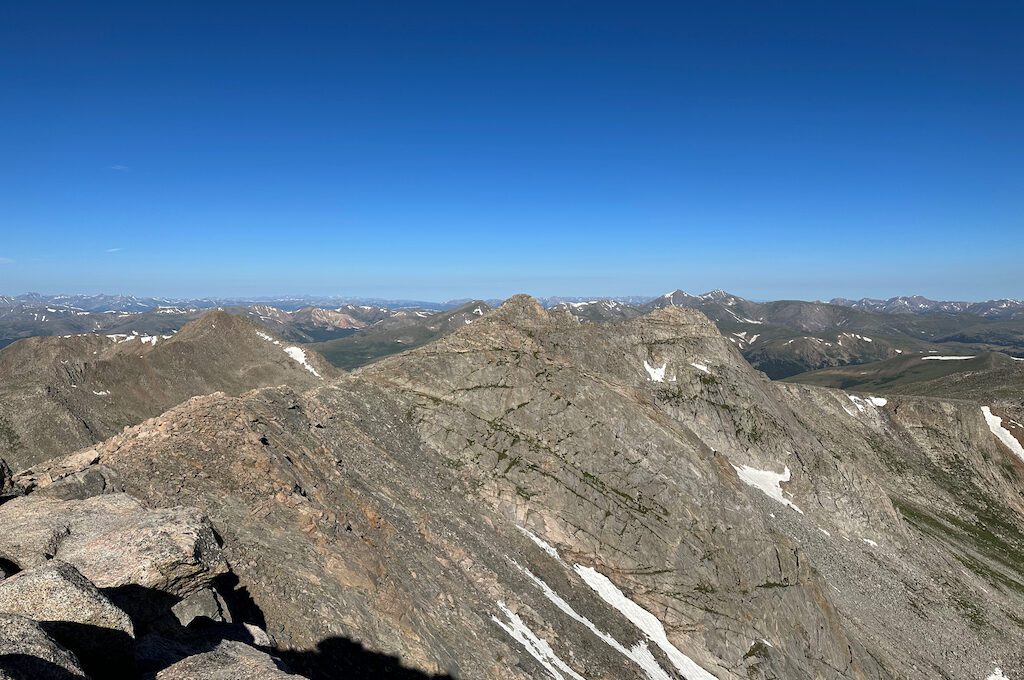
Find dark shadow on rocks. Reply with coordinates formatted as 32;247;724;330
0;555;20;578
39;621;136;680
0;654;84;680
104;583;182;631
101;580;289;677
276;637;457;680
211;571;266;629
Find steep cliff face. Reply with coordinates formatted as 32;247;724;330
9;298;1024;679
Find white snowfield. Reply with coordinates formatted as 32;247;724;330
987;668;1009;680
690;362;711;374
644;360;667;382
920;355;975;361
982;407;1024;463
732;464;803;513
255;331;322;378
284;346;322;378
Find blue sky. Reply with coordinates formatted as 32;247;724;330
1;1;1021;301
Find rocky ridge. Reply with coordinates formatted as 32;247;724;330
1;297;1022;679
0;310;335;470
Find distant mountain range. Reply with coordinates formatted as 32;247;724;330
4;291;1022;316
2;291;1023;378
830;295;1024;319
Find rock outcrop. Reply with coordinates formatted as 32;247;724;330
0;491;285;679
0;494;226;597
0;561;135;677
155;641;296;679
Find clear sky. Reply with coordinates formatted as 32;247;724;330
1;1;1021;301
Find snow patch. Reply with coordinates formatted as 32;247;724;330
732;465;803;514
491;602;586;680
520;566;671;680
92;390;110;396
690;362;710;374
575;565;719;680
982;407;1024;462
847;395;886;413
862;538;879;548
643;361;666;382
284;346;322;378
987;668;1009;680
921;355;975;361
256;331;281;345
517;527;563;563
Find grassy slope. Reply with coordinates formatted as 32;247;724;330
783;351;1024;402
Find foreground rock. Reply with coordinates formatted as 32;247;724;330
0;612;86;679
0;560;134;635
0;561;134;677
0;492;285;678
0;493;226;600
155;640;296;679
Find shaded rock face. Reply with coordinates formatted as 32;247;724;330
9;296;1024;679
0;612;86;679
0;458;12;498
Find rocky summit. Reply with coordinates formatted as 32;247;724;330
1;297;1023;679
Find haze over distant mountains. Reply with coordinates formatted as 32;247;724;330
4;291;1024;317
4;290;1022;380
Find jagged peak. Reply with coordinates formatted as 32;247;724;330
699;289;739;301
491;294;548;321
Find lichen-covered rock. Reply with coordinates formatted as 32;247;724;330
0;612;86;679
0;560;133;635
155;640;296;679
0;493;226;596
